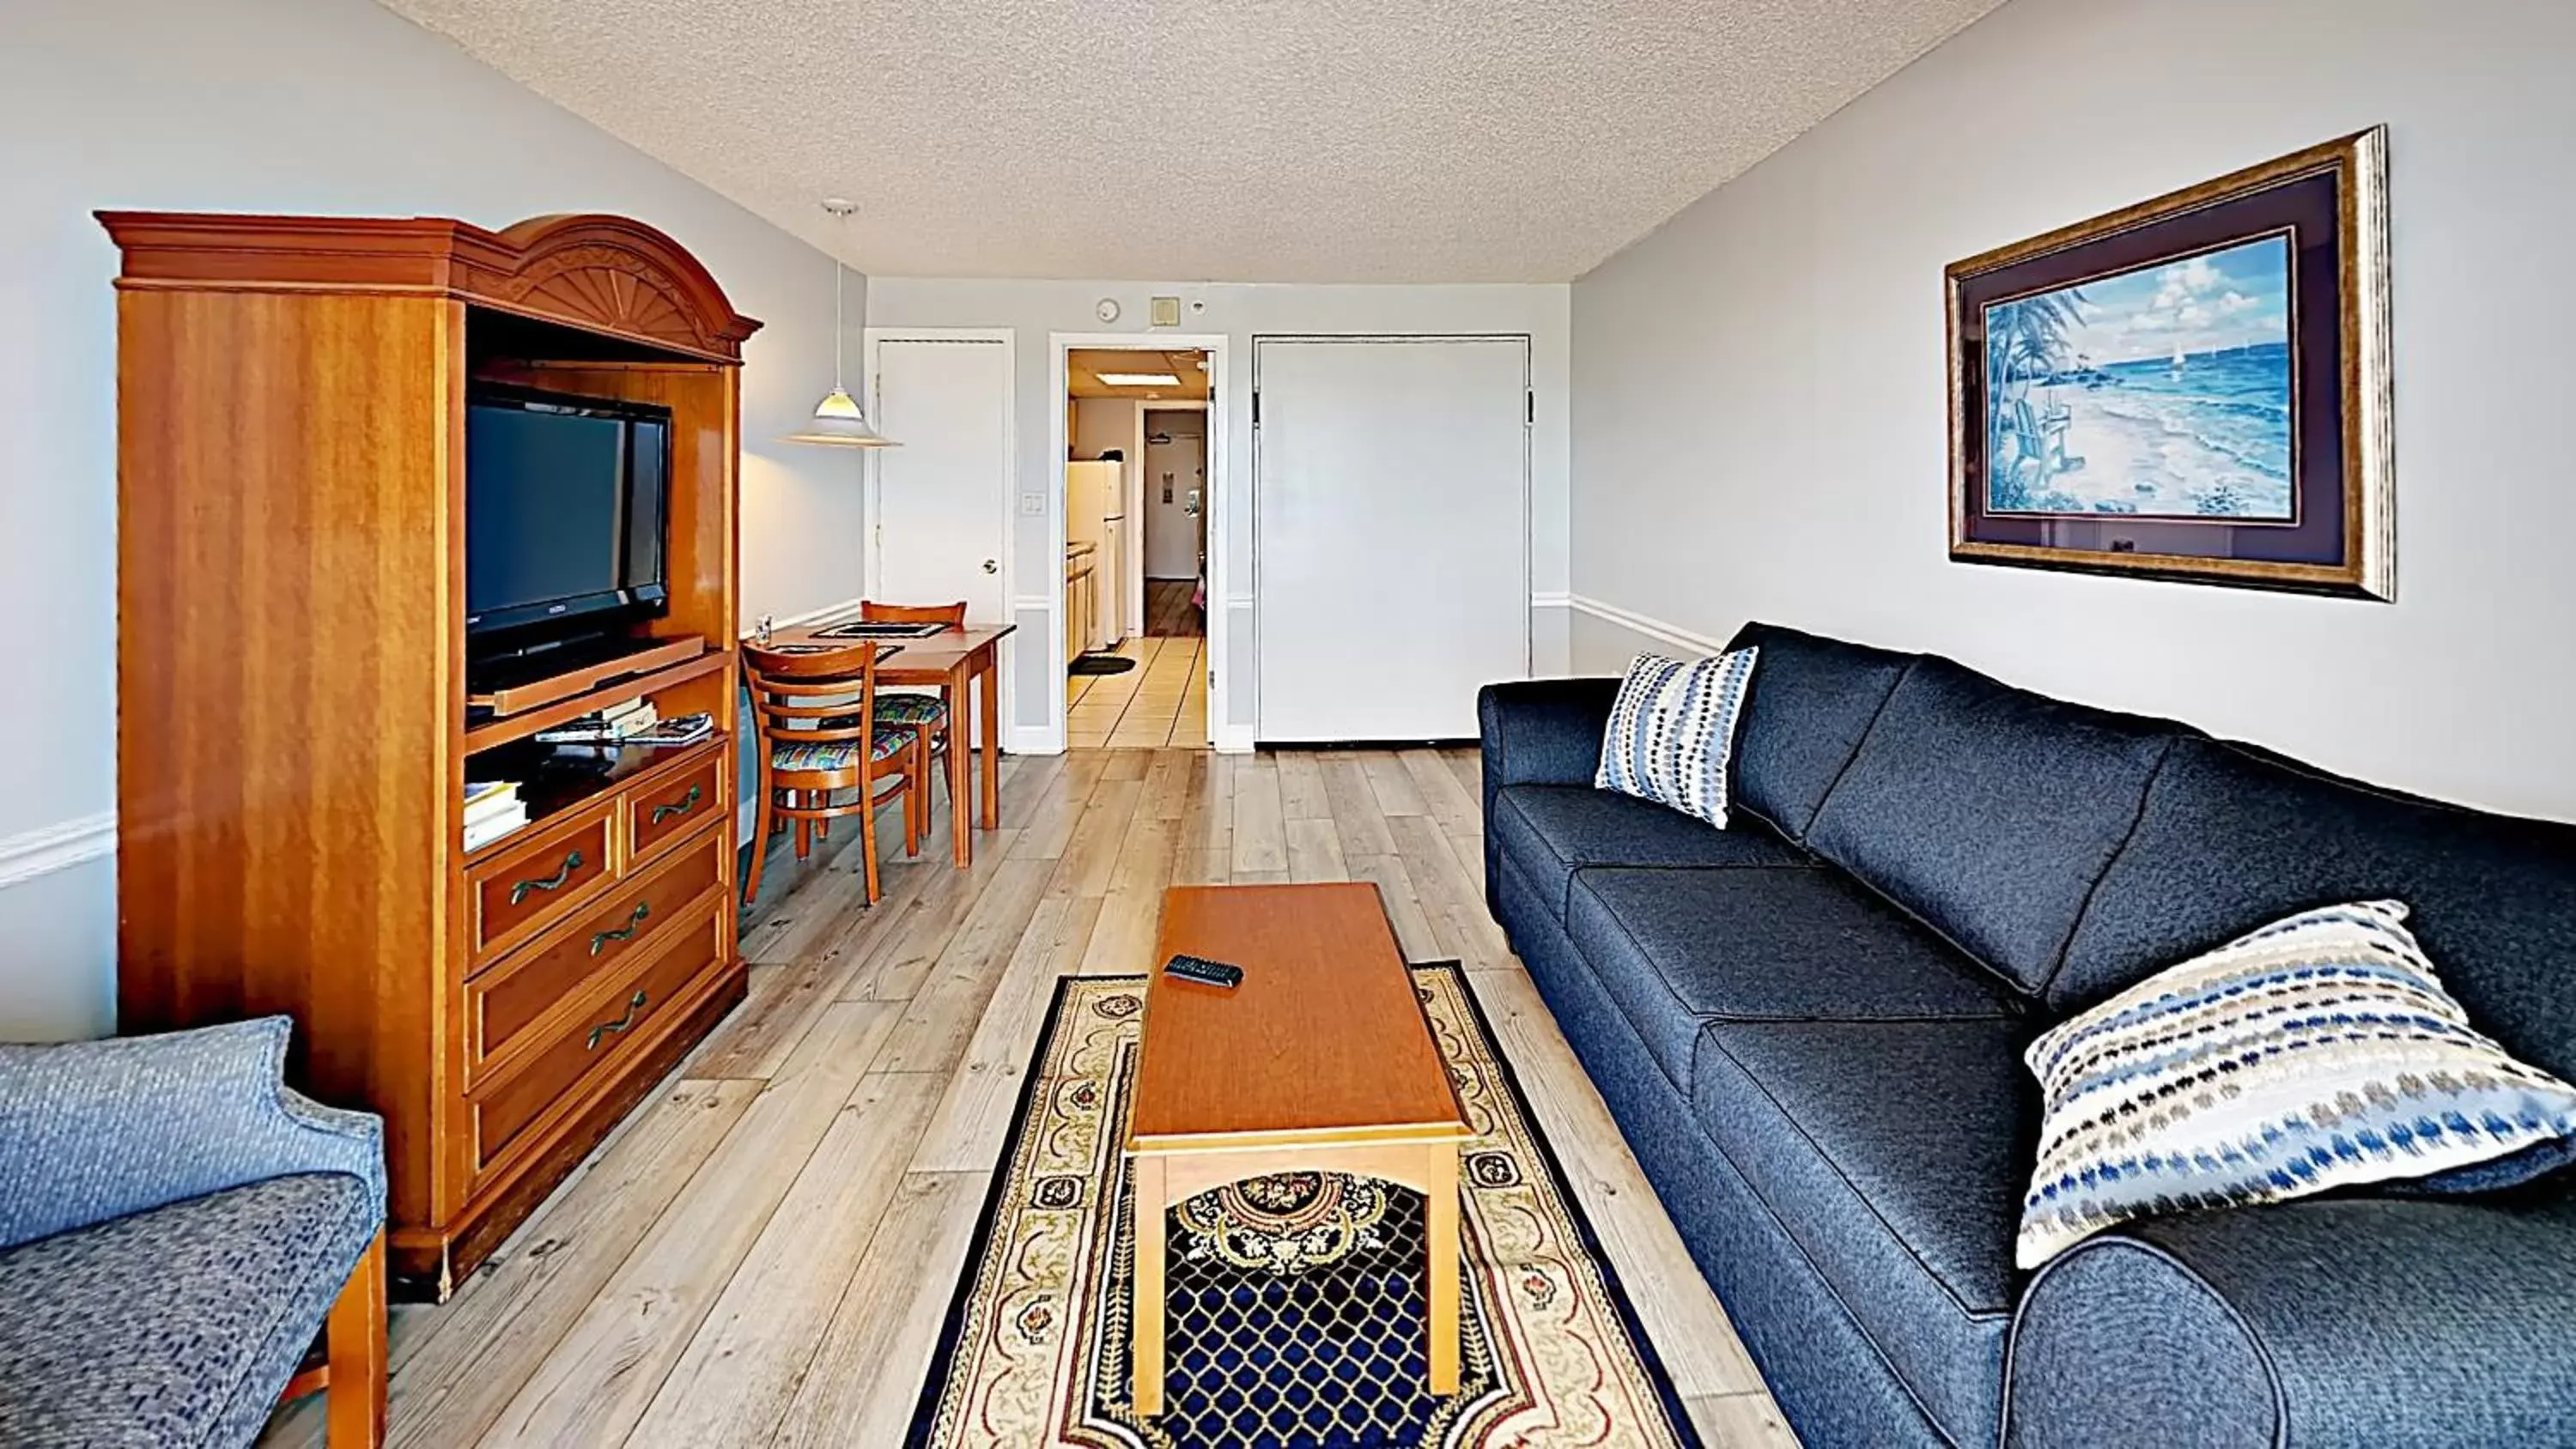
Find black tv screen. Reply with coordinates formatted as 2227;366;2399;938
465;385;671;640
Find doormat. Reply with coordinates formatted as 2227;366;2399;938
1070;654;1139;676
906;965;1699;1448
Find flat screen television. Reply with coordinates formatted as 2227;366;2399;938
465;383;671;649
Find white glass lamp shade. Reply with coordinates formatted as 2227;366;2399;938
782;387;898;448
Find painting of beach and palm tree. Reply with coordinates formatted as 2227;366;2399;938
1947;128;2396;599
1983;235;2293;520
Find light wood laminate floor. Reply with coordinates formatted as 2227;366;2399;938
261;748;1795;1448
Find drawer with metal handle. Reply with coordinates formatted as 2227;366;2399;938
627;753;726;869
466;833;725;1076
467;803;615;966
470;897;726;1177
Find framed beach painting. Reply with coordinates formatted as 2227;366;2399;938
1947;129;2395;599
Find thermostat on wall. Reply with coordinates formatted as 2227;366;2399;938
1149;296;1182;327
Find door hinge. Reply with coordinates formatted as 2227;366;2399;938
1251;391;1261;427
1209;668;1217;691
1527;390;1535;424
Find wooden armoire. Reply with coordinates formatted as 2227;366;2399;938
102;210;758;1298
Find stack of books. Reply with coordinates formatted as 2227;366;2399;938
464;780;526;852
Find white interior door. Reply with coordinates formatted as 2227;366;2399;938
1144;419;1206;579
870;336;1010;620
1255;337;1529;742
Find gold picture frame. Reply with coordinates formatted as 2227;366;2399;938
1947;128;2395;599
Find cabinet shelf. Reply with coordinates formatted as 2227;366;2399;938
464;734;729;864
463;647;735;753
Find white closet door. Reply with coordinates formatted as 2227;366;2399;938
870;337;1010;621
1255;337;1529;742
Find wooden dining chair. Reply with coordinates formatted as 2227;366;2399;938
742;641;927;907
860;599;966;816
861;601;968;627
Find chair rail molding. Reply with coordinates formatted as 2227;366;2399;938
0;812;116;890
1567;594;1728;658
744;595;870;637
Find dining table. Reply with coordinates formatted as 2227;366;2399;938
770;620;1017;868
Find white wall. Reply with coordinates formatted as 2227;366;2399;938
1570;0;2576;821
866;279;1573;745
0;0;870;1040
1071;397;1139;461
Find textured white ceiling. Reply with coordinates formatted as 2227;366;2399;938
382;0;2000;282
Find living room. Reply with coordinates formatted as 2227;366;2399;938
4;1;2573;1447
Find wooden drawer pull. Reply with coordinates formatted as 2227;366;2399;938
589;901;651;956
649;785;704;824
509;850;585;906
586;990;649;1051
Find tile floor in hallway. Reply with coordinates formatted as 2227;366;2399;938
1068;634;1208;749
256;747;1798;1448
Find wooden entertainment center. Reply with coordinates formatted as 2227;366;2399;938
102;209;759;1298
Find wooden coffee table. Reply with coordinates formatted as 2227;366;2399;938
1126;883;1472;1416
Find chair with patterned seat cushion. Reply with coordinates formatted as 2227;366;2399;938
870;692;948;729
861;600;963;814
771;726;920;774
744;640;927;906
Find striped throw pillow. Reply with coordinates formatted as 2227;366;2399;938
2018;900;2576;1268
1593;649;1759;829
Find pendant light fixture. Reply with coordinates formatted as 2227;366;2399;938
783;198;897;448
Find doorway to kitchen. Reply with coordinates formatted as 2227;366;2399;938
1060;343;1218;749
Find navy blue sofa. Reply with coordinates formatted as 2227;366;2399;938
1479;621;2576;1449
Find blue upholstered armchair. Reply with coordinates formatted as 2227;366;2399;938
0;1017;389;1448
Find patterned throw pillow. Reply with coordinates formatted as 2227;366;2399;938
1593;649;1759;828
2018;900;2576;1268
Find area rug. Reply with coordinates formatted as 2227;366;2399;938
906;964;1699;1448
1069;654;1139;676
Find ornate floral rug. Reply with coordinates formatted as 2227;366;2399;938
906;964;1699;1448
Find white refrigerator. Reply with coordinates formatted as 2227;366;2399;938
1066;459;1127;652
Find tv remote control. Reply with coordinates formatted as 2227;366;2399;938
1163;954;1244;989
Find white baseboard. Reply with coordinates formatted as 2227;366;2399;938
1005;724;1063;756
1567;594;1728;657
0;812;116;890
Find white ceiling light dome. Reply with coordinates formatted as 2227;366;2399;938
783;198;896;449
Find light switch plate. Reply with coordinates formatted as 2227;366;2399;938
1019;492;1046;516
